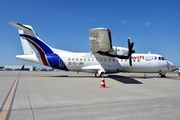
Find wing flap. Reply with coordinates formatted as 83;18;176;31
89;28;112;54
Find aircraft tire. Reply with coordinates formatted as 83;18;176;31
95;73;98;77
95;73;103;77
161;74;166;78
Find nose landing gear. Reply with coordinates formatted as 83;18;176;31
158;70;166;78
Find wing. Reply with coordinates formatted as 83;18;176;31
89;28;113;54
89;27;136;67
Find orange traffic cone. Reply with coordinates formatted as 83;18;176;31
100;74;106;88
144;73;146;79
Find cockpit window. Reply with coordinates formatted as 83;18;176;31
158;57;166;60
162;57;166;60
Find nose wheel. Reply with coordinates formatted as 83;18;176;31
161;74;166;77
158;70;166;78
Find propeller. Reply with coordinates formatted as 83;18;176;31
127;37;135;67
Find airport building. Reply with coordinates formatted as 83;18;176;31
3;65;35;71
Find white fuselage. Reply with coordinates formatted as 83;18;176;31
16;52;175;74
61;53;173;73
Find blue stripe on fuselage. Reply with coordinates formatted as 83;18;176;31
20;34;69;71
46;53;69;71
20;34;53;53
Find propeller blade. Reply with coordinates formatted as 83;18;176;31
131;50;135;54
127;37;135;67
130;42;134;50
128;43;134;56
129;55;132;67
128;37;130;49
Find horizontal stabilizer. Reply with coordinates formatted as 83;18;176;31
8;22;32;31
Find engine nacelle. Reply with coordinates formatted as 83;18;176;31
97;46;130;59
110;46;129;56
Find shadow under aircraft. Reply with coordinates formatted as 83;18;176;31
108;75;143;84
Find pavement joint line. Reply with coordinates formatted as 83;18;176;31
24;78;36;120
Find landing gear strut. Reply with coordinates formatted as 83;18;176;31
95;72;104;77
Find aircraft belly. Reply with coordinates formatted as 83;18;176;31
81;69;98;73
81;65;100;73
120;61;151;72
66;65;82;71
120;61;169;73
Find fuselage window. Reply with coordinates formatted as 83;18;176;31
100;59;102;62
133;59;135;62
125;59;127;62
68;58;70;61
80;58;82;61
88;58;90;61
92;58;94;61
138;59;140;62
109;59;111;62
113;59;115;62
72;58;74;61
76;58;78;61
84;58;86;61
104;59;107;62
121;59;123;62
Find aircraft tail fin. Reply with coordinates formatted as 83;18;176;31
8;22;53;55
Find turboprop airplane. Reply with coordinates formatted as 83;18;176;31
8;22;175;77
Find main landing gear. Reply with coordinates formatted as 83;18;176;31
95;72;104;77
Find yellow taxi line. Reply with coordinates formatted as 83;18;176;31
0;76;20;120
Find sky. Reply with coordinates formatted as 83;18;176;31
0;0;180;68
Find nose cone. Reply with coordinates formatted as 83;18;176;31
168;61;176;70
